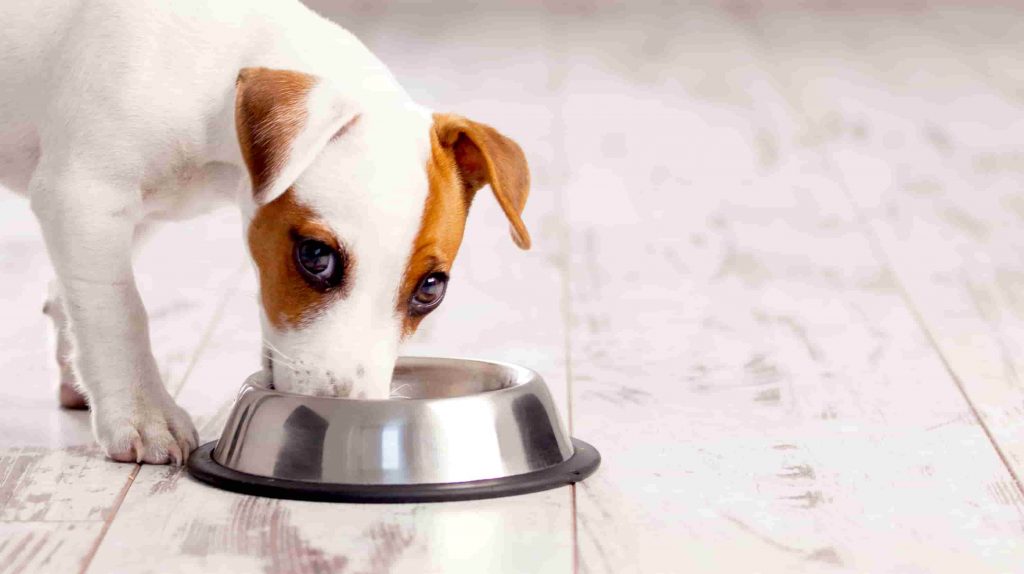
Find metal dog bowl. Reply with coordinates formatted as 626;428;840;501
187;357;600;502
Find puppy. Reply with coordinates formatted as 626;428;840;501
0;0;530;464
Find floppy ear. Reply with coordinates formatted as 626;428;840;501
433;113;532;250
235;67;359;205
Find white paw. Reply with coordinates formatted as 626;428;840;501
92;394;198;465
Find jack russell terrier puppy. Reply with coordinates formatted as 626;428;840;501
0;0;531;464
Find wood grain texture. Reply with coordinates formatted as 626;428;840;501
564;3;1024;573
88;465;570;574
0;447;131;523
0;195;92;450
0;522;105;574
746;5;1024;481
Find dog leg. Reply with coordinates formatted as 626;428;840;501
43;219;162;410
30;166;198;465
42;281;88;409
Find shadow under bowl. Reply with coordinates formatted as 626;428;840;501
187;357;600;503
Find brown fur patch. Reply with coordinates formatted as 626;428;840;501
396;115;532;336
433;113;532;249
397;129;469;336
235;68;316;199
248;190;347;330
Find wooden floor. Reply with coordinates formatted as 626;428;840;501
4;1;1024;572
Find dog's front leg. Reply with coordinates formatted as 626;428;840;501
30;167;197;464
42;283;87;409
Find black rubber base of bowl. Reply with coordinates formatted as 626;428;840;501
186;438;601;503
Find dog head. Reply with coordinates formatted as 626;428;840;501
236;67;530;398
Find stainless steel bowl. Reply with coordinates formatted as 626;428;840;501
187;357;600;502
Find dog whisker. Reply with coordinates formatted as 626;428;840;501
261;340;300;368
261;351;297;371
390;383;414;399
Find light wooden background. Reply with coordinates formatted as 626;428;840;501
3;1;1024;572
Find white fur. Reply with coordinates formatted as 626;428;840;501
259;82;432;399
0;0;434;463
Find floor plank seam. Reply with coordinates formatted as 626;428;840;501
570;483;580;574
0;519;108;524
548;13;582;572
75;266;245;571
872;250;1024;498
77;465;140;574
559;162;575;438
168;267;247;399
731;7;1024;501
822;154;1024;501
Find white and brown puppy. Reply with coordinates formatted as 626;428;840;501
0;0;530;464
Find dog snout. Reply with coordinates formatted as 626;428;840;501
269;356;394;399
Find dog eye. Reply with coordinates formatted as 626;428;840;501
294;239;343;290
410;272;448;315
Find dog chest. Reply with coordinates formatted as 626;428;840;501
140;159;243;221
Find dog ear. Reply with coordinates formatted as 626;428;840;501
433;113;532;250
235;67;359;205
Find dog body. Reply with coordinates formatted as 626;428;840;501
0;0;531;463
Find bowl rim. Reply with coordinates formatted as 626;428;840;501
249;355;544;404
190;437;601;503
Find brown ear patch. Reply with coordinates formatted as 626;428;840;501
432;113;532;249
396;127;470;337
236;68;316;199
395;115;533;338
248;189;347;330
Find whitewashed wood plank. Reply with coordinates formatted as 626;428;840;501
0;447;134;523
0;195;93;449
748;5;1024;478
925;6;1024;104
0;522;106;574
135;208;254;400
86;465;570;574
564;4;1024;573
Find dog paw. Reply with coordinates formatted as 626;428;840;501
93;396;198;465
